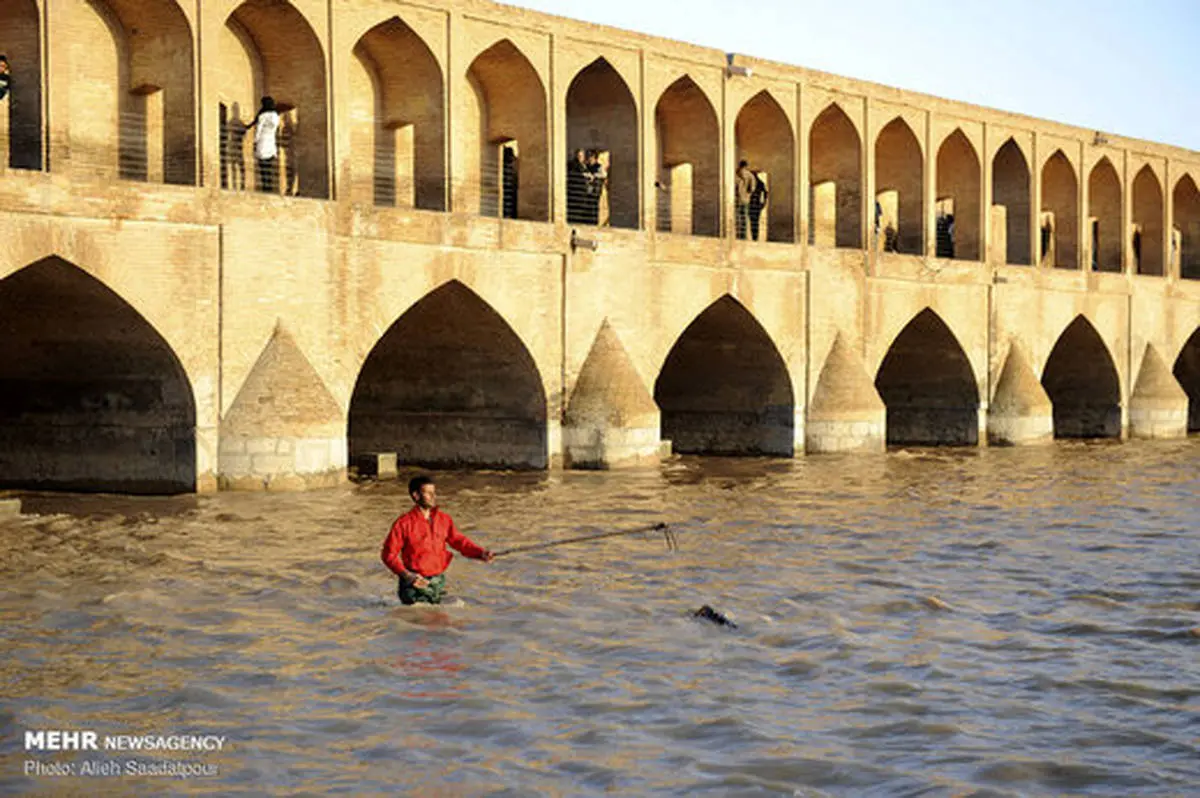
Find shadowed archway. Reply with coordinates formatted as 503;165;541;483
993;138;1031;265
0;0;43;170
0;257;196;493
809;103;861;248
935;129;981;261
1041;151;1078;269
566;58;638;229
348;281;548;469
1132;166;1164;276
1042;316;1122;438
654;296;793;455
875;117;924;254
1089;158;1122;272
874;309;979;445
1174;175;1200;279
735;91;794;242
349;16;445;210
1173;328;1200;432
654;76;720;237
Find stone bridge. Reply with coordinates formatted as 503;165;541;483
0;0;1197;493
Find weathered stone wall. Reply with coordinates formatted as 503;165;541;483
0;0;1197;494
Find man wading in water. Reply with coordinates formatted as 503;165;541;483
381;476;494;605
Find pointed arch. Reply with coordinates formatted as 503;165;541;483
874;309;979;445
221;0;329;198
349;16;445;210
459;39;548;221
875;117;924;254
1041;316;1121;438
809;103;862;248
1172;174;1200;279
0;257;196;493
1173;327;1200;431
1132;165;1164;275
935;129;981;260
64;0;195;184
735;90;795;242
655;75;720;237
566;57;639;229
993;138;1031;265
1088;158;1122;272
348;280;548;469
1041;151;1078;269
654;296;794;455
0;0;42;169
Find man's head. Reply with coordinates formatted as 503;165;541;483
260;95;276;112
738;159;748;170
574;149;585;163
0;56;9;74
408;475;436;509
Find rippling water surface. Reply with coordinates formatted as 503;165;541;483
1;439;1198;796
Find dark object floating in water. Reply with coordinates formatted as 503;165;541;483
694;605;737;628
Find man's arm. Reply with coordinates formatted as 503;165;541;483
445;516;493;562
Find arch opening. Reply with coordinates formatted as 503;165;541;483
1173;329;1200;432
809;104;861;248
734;91;794;243
219;0;329;198
1041;151;1078;269
1088;158;1122;272
993;139;1031;265
0;258;196;493
0;0;43;170
68;0;195;184
874;309;979;446
348;281;548;469
566;58;638;230
1041;316;1122;438
654;296;794;456
459;40;548;221
349;17;445;211
1132;166;1164;276
875;117;923;255
934;130;980;261
655;76;720;237
1173;175;1200;279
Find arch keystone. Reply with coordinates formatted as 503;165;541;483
219;322;346;491
1129;344;1188;439
987;341;1052;445
806;333;885;453
563;320;662;468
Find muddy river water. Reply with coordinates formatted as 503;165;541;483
1;439;1198;796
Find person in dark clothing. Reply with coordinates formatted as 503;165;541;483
747;171;768;241
0;56;11;103
567;149;590;224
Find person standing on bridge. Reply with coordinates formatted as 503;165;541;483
0;56;12;103
247;96;281;194
381;475;494;605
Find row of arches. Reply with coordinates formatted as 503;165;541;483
4;2;1198;275
2;258;1198;493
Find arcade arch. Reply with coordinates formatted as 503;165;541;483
655;76;720;237
0;257;196;493
734;91;794;242
934;129;981;261
993;139;1031;265
565;58;638;229
348;281;548;469
1088;158;1122;272
1041;316;1121;438
219;0;329;198
1041;151;1078;269
809;104;862;249
874;117;923;255
0;0;42;170
654;296;793;456
1132;166;1164;276
874;309;979;446
1173;175;1200;279
460;39;548;221
349;17;445;210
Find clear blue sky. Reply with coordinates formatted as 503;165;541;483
508;0;1200;152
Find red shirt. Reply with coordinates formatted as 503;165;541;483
380;506;486;578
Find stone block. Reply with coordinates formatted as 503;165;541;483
355;452;398;479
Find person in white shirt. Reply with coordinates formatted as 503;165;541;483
247;96;281;193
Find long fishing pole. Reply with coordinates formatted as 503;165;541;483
491;522;677;558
